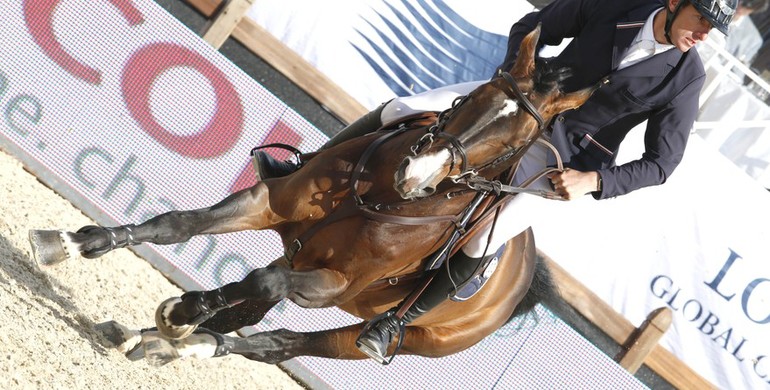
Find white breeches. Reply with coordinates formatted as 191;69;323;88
380;81;486;124
378;82;571;259
459;141;566;258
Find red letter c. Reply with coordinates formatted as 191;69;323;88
24;0;143;85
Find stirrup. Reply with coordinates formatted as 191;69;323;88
356;311;406;365
250;143;304;175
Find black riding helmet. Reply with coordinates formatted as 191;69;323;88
664;0;737;43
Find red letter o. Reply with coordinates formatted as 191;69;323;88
122;43;243;158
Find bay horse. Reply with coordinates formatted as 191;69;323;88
28;27;593;365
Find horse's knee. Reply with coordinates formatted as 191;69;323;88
240;266;292;301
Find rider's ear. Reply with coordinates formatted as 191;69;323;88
511;24;541;79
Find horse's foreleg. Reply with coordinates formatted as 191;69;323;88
155;262;348;338
29;183;278;266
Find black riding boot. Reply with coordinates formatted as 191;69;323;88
253;103;386;181
355;250;493;364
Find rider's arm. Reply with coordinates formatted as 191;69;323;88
593;71;705;200
498;0;602;73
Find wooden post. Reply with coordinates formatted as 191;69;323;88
188;0;368;124
617;307;673;374
542;253;716;389
201;0;255;49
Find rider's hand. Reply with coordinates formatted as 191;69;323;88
547;168;600;200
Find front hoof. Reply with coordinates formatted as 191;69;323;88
155;297;198;340
28;230;73;266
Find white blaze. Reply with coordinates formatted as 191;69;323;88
475;98;520;131
404;149;452;184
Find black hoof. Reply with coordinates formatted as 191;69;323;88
28;229;71;266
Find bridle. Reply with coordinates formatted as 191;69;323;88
409;70;546;179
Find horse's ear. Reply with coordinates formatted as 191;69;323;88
549;86;596;115
510;24;541;78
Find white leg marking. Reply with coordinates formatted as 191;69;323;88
173;333;218;359
60;231;81;259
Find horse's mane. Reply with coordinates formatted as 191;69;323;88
532;58;572;95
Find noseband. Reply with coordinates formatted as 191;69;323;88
410;70;546;177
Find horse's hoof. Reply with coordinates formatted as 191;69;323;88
155;297;198;340
142;333;180;366
28;230;72;266
95;320;144;359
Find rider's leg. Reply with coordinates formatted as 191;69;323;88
461;140;575;258
355;249;491;363
254;81;486;180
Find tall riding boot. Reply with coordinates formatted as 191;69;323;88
252;103;387;181
355;250;492;364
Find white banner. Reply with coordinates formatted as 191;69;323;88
247;0;535;109
2;0;328;290
534;125;770;389
247;0;770;388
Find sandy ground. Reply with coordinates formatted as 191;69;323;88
0;148;305;389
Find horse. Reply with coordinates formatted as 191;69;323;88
28;26;594;365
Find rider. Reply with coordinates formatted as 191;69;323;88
254;0;736;363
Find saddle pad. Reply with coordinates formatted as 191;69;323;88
450;243;506;301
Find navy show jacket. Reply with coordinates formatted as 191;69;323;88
499;0;705;199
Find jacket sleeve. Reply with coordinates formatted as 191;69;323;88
594;73;705;199
498;0;601;73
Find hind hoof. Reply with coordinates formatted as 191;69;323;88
155;297;198;340
142;333;180;366
95;320;144;359
28;230;71;266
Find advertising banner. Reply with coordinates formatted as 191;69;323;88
245;0;770;388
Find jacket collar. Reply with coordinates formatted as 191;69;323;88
611;6;684;76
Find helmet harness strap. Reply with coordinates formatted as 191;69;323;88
664;0;687;45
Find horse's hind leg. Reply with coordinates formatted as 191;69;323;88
29;182;279;266
192;256;291;334
155;260;348;338
139;312;507;365
137;323;372;365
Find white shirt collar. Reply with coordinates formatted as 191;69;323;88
637;7;674;55
618;8;674;69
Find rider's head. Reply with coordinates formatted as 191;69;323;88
663;0;737;51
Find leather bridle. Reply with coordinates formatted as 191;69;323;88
409;70;546;179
